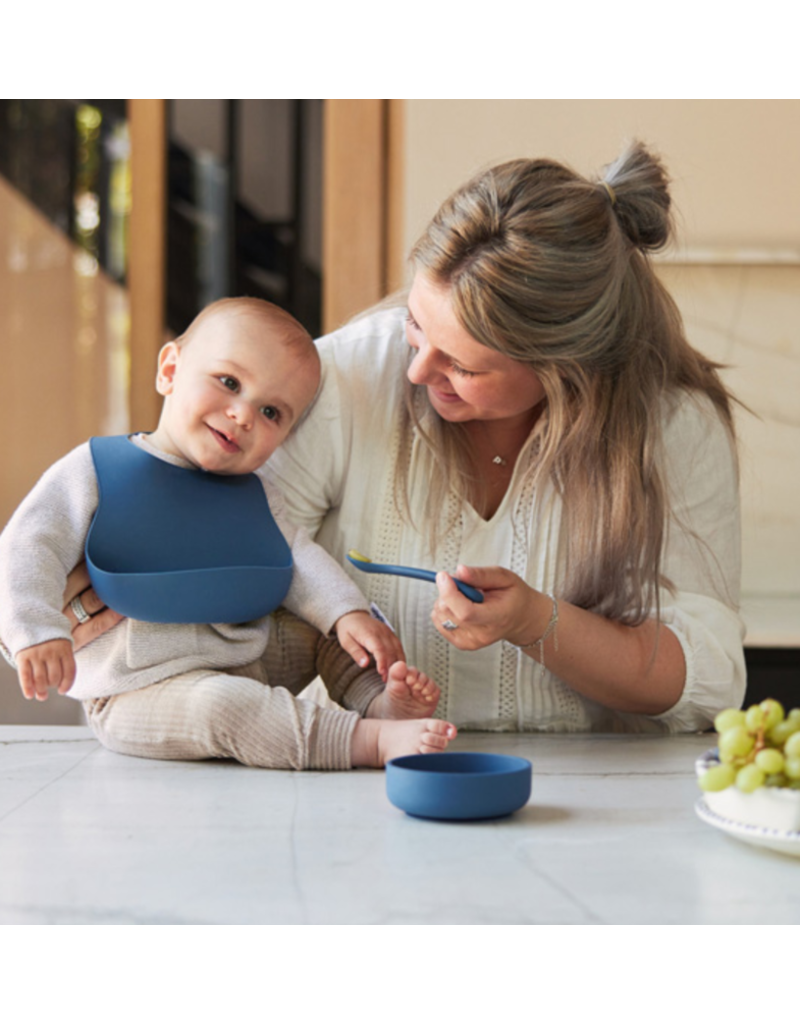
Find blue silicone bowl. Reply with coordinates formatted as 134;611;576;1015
386;752;532;821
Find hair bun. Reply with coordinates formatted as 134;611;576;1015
601;140;673;253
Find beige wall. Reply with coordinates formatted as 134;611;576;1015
400;99;800;259
0;179;129;723
398;100;800;606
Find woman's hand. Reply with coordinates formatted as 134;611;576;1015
62;563;125;651
432;565;553;651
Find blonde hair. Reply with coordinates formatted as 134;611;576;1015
401;140;737;624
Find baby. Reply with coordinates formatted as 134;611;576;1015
0;298;456;769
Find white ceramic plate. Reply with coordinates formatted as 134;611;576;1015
695;749;800;831
695;798;800;857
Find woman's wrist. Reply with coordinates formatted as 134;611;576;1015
515;594;558;647
508;593;557;671
506;585;557;647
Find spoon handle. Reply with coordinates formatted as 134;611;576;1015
346;555;484;603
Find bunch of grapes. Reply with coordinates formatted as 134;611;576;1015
699;699;800;794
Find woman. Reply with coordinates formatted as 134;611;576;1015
70;140;745;734
264;139;744;733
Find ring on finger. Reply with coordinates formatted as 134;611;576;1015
70;594;92;625
442;619;458;631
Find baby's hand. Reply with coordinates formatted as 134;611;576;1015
16;639;75;701
334;610;405;681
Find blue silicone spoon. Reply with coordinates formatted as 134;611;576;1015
347;549;484;603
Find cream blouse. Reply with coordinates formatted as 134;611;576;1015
265;308;746;733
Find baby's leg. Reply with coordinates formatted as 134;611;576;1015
84;669;359;770
259;608;386;715
84;667;456;771
256;615;457;767
365;662;440;720
261;611;444;725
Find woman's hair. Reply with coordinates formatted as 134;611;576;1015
400;140;737;624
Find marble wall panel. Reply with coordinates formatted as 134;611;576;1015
659;264;800;597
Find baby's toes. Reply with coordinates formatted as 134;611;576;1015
385;662;410;691
419;733;448;752
405;668;423;689
418;674;439;698
419;722;456;752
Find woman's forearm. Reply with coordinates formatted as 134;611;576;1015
435;567;686;717
516;594;685;715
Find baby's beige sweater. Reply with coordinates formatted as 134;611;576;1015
0;436;369;700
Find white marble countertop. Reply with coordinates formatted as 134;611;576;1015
1;726;798;925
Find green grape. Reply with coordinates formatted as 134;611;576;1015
768;719;800;747
736;764;765;793
755;748;785;774
759;699;785;731
707;700;800;793
698;763;736;792
718;725;756;760
745;704;768;732
784;732;800;759
784;757;800;781
714;708;746;733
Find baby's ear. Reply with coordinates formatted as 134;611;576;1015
156;342;181;395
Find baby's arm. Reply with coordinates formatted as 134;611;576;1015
16;639;76;701
264;479;407;676
0;444;99;689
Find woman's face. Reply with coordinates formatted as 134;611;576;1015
406;273;546;428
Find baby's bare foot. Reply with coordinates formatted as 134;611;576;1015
351;718;457;768
367;661;440;720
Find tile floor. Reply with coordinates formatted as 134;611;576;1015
2;728;798;925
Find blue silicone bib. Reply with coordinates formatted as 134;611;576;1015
86;435;293;624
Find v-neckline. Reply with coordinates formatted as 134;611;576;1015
463;449;527;526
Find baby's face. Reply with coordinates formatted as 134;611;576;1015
152;312;320;475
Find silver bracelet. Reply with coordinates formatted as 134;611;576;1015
512;594;559;669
